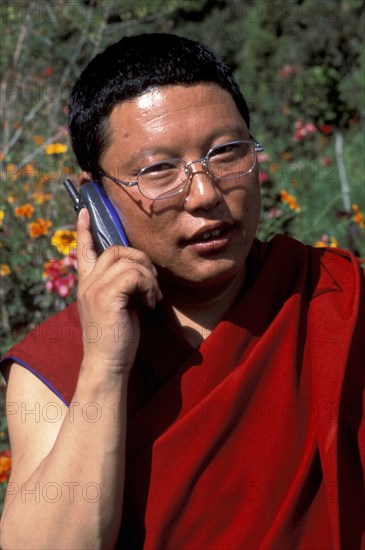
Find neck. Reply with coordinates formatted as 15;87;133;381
161;267;246;347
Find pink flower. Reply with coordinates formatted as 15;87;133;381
62;249;78;270
305;122;317;134
293;121;317;141
259;172;269;184
266;207;283;219
322;156;333;166
46;273;77;298
257;152;270;163
279;65;298;78
43;251;77;298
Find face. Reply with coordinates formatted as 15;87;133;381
99;83;261;290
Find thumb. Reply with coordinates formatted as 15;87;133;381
76;208;97;281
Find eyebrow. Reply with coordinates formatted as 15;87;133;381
127;147;172;167
125;126;249;168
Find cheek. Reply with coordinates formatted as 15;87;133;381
104;185;159;248
120;208;175;260
121;216;156;251
230;180;261;222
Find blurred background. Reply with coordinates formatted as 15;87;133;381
0;0;364;508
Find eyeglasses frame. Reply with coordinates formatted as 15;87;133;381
98;135;264;200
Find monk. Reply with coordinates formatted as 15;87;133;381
0;34;364;549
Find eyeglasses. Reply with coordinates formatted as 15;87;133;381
99;137;264;201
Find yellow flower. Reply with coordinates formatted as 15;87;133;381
51;229;77;255
314;236;338;248
15;204;35;219
0;210;4;225
28;218;52;238
44;143;68;155
0;264;11;276
6;163;16;173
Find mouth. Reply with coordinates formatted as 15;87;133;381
180;223;235;253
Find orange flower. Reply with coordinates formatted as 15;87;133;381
0;452;11;483
15;204;35;218
32;192;52;205
280;152;292;161
23;163;37;177
37;174;50;186
0;264;11;276
44;143;68;155
28;218;52;238
63;166;74;175
280;190;301;212
352;204;365;229
33;135;44;145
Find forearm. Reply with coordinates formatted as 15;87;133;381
1;364;130;550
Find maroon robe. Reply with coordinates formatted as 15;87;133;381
2;236;364;549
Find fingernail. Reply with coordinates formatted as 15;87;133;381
151;265;158;276
78;208;87;222
146;289;156;309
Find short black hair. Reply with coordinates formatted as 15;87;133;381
68;33;250;180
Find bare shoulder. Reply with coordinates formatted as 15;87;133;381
3;362;68;504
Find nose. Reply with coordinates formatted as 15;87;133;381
184;161;222;211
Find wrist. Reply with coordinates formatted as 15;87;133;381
77;359;132;398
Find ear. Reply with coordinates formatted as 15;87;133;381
79;171;92;184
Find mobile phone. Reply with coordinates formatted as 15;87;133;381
63;179;129;255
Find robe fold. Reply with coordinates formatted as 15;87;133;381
1;235;364;549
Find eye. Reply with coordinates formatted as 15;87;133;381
141;160;179;175
209;141;250;162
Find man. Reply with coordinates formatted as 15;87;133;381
0;34;364;549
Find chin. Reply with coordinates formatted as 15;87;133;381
160;256;244;291
193;262;244;288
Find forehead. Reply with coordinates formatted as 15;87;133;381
105;83;247;147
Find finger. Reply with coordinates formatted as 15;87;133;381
81;262;162;310
114;267;162;309
76;208;97;281
93;245;157;276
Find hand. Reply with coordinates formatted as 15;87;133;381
76;208;162;373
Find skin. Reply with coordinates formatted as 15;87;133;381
100;84;260;292
0;83;261;549
96;83;261;339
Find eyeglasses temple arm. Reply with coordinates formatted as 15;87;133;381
249;135;264;152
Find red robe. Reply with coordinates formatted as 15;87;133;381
2;236;364;549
